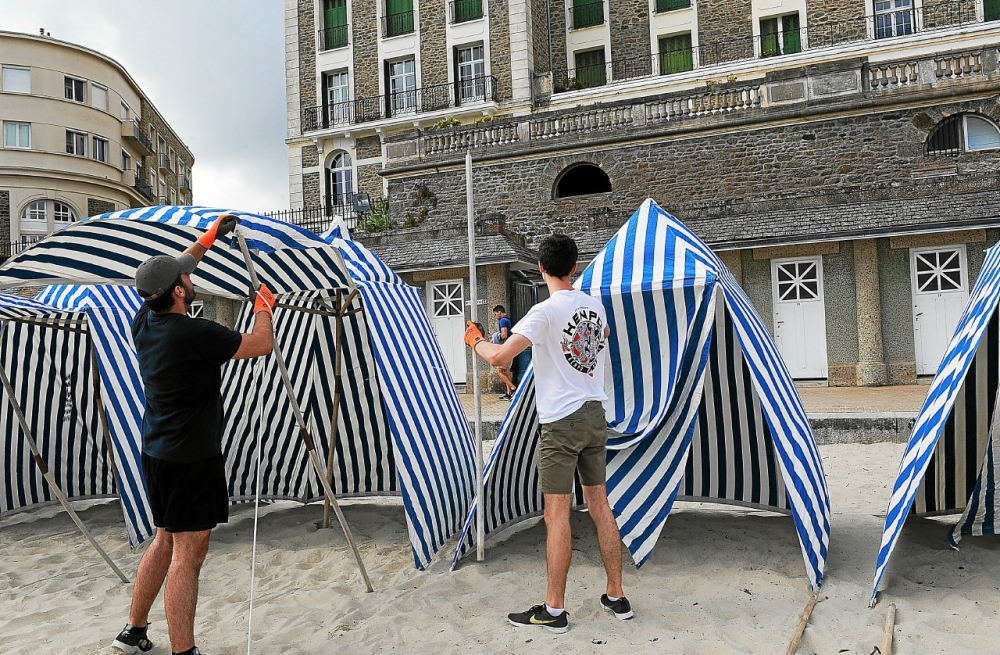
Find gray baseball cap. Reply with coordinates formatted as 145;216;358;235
134;254;197;300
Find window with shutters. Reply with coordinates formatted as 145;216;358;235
760;13;801;57
655;0;690;12
574;49;606;89
2;66;30;93
384;0;414;37
321;0;348;50
92;83;108;111
987;0;1000;21
658;34;693;74
571;0;604;29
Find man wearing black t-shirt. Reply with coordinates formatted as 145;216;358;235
112;215;275;655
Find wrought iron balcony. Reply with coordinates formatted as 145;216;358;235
121;119;153;156
382;10;414;37
319;24;349;50
450;0;483;23
263;196;366;232
133;179;155;202
180;175;191;191
158;153;172;172
302;75;498;131
570;1;604;29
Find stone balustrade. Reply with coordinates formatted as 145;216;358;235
934;51;984;79
529;106;634;140
645;86;762;124
868;61;920;90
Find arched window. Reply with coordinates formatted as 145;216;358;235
53;201;77;224
553;163;612;199
326;151;353;209
21;200;46;222
926;113;1000;155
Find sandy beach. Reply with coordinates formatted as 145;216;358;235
2;441;998;654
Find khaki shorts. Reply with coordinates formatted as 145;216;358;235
538;400;608;494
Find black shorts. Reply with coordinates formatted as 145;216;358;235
142;453;229;533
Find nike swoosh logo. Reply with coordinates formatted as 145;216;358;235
529;616;556;625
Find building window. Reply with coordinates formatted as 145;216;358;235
987;0;1000;21
659;34;693;74
451;0;483;23
64;76;87;103
574;49;607;89
926;114;1000;155
326;151;354;209
554;163;612;198
3;121;31;148
2;66;30;93
655;0;690;12
322;0;349;50
93;136;109;163
387;59;417;115
384;0;415;37
760;14;801;57
324;70;351;125
874;0;914;39
120;100;130;121
66;129;87;156
92;83;108;111
456;45;486;104
159;179;167;203
22;200;46;222
53;201;77;224
122;149;132;171
571;0;604;29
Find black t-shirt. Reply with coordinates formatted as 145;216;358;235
132;305;243;462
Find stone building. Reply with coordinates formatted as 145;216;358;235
285;0;1000;389
1;30;194;252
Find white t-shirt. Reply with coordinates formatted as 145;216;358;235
513;289;609;423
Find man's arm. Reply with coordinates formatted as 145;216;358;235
466;321;530;367
183;213;239;263
232;284;275;360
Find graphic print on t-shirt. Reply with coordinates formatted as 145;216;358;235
559;307;605;376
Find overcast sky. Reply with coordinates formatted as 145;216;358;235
1;0;290;212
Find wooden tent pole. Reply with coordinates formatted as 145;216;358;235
879;603;896;655
784;592;819;655
235;232;373;592
89;341;120;486
323;289;359;529
0;354;129;583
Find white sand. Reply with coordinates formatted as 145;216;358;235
2;442;999;654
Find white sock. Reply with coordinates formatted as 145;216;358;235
606;595;620;602
545;604;565;616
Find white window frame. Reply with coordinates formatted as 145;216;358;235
121;149;132;171
120;100;130;121
2;66;31;93
3;121;31;149
21;200;47;223
91;83;108;111
964;114;1000;152
388;58;417;114
325;70;351;125
66;129;88;156
92;135;109;163
53;201;77;224
327;151;354;206
64;75;87;103
874;0;915;38
456;44;486;104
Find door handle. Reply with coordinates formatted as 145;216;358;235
914;313;923;318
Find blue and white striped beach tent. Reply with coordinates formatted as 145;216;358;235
453;199;831;590
0;286;149;545
872;243;1000;605
0;206;476;569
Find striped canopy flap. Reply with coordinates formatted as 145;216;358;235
0;206;350;299
0;286;152;547
454;199;830;590
872;243;1000;604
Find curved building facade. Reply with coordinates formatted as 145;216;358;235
0;30;194;248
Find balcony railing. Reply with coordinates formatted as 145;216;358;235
319;24;349;50
303;75;498;130
158;153;172;172
0;238;44;262
382;10;414;37
121;119;153;155
450;0;483;23
134;179;155;202
570;1;604;29
180;175;191;191
263;196;367;232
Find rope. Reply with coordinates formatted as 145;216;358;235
245;318;267;655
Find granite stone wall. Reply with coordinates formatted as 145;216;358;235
420;1;448;88
877;238;916;384
298;0;318;117
139;99;194;205
357;164;384;200
609;0;652;71
822;242;859;386
549;0;568;73
805;0;868;47
352;0;380;98
302;143;319;168
303;171;321;207
530;0;551;72
697;0;753;64
921;0;979;29
87;199;116;216
0;191;9;243
355;135;383;159
489;0;514;101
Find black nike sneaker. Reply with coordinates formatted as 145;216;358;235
600;594;634;620
111;623;153;654
507;604;569;633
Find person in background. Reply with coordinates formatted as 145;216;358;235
491;304;516;400
463;234;632;634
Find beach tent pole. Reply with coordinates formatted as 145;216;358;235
89;339;120;491
466;150;485;562
784;592;819;655
0;336;129;583
880;603;896;655
323;289;359;529
235;232;374;592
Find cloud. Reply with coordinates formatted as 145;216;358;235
0;0;290;211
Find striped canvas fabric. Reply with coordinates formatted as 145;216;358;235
453;199;830;590
0;287;153;546
872;244;1000;604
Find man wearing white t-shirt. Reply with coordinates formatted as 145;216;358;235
464;234;632;634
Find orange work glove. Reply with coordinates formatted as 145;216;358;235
464;321;486;350
197;213;240;249
254;283;275;317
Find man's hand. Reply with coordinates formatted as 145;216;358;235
197;213;241;249
254;283;275;317
464;321;486;349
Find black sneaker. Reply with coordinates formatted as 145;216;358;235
111;623;153;654
499;393;512;401
507;604;569;633
600;594;634;620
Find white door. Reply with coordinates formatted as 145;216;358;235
911;246;969;375
428;280;467;384
771;257;829;379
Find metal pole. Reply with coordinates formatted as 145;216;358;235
323;288;359;529
466;150;485;561
235;232;373;592
0;343;129;583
